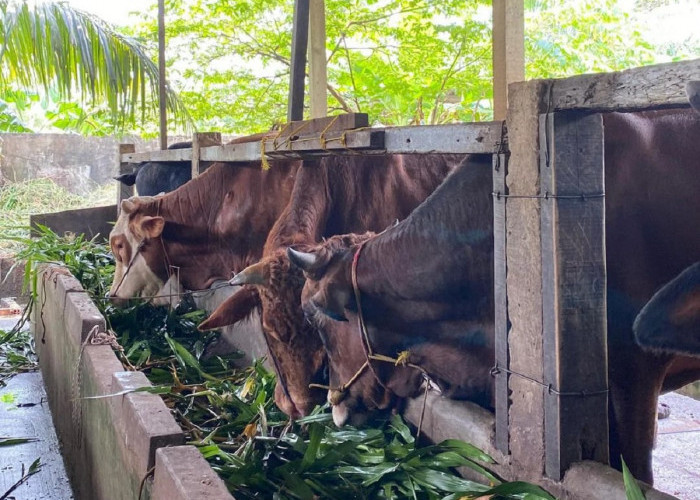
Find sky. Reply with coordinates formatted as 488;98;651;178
63;0;151;26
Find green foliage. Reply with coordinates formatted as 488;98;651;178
126;0;694;134
525;0;656;78
0;320;36;386
0;0;191;132
622;457;647;500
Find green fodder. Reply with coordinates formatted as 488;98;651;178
0;178;115;255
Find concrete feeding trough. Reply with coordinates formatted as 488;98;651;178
33;264;233;500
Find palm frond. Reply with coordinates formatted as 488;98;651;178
0;0;191;130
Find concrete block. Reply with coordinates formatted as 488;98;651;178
110;371;185;471
153;446;234;500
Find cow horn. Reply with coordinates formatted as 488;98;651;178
230;261;267;286
287;248;320;271
120;198;139;214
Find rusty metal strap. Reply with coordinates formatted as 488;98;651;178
490;364;608;398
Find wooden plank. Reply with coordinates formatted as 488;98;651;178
117;144;135;211
492;152;509;454
546;58;700;112
540;111;608;480
192;132;222;177
308;0;327;118
382;122;503;154
492;0;524;121
276;113;368;142
158;0;168;150
288;0;310;121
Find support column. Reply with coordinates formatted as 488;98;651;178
492;0;524;121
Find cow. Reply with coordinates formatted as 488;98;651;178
634;262;700;357
289;107;700;485
114;141;192;196
107;158;300;307
198;153;465;418
287;155;493;425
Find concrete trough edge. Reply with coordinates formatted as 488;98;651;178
405;393;677;500
33;264;235;500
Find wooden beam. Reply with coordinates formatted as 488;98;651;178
547;58;700;112
503;80;549;481
540;111;608;479
191;132;222;178
492;152;509;455
121;121;506;164
308;0;327;118
492;0;524;121
117;144;136;211
157;0;168;150
288;0;310;122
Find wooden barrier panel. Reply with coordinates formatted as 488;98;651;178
540;111;608;479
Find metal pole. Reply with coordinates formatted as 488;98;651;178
288;0;310;122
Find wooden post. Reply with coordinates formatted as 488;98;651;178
503;80;549;482
288;0;310;122
157;0;168;150
540;111;608;479
308;0;327;119
492;152;509;455
492;0;524;121
117;144;135;212
192;132;222;178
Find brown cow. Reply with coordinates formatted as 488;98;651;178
108;159;299;306
291;107;700;485
292;155;495;427
199;153;465;417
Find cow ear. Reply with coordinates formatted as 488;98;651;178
121;198;139;214
230;260;268;286
139;216;165;239
198;286;261;331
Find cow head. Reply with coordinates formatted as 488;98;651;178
108;197;181;306
199;250;327;418
287;233;406;427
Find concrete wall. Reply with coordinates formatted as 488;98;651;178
0;134;189;194
33;264;233;500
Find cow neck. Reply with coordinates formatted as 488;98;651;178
358;159;493;302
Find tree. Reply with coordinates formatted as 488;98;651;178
0;0;190;133
130;0;689;134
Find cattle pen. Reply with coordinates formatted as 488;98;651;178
26;55;698;500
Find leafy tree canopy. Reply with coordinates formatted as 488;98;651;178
126;0;697;135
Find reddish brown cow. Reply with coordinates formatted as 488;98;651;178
289;155;494;426
108;159;299;305
199;153;464;417
291;107;700;485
